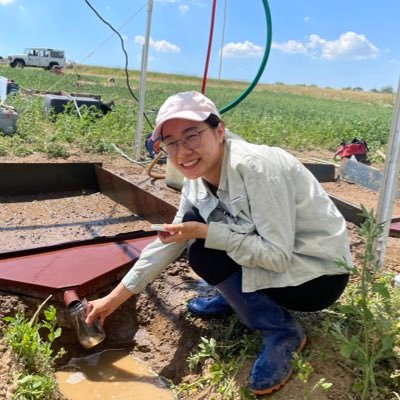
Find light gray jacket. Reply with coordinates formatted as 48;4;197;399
122;139;352;294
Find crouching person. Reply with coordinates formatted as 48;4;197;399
86;91;352;395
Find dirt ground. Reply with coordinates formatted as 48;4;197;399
0;148;399;400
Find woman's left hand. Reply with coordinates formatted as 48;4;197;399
158;222;208;243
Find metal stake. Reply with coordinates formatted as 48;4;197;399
134;0;153;161
374;76;400;268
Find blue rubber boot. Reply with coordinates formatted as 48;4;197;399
216;271;307;395
187;294;233;316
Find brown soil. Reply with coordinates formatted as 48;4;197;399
0;150;399;400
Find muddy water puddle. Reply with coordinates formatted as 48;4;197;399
56;349;174;400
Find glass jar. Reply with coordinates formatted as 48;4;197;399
67;298;105;349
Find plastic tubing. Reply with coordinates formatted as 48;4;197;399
201;0;217;94
219;0;272;115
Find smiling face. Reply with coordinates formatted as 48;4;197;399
161;118;225;186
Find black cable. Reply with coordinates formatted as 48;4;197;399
84;0;154;130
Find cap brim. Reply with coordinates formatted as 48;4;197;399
151;110;212;141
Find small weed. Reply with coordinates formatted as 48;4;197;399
292;352;332;399
331;206;400;399
12;374;57;400
3;295;65;399
44;143;70;158
173;317;258;399
0;141;7;156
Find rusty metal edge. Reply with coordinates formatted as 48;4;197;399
303;163;336;182
0;230;157;260
0;261;135;302
330;196;400;238
329;195;365;226
95;165;177;224
0;162;102;196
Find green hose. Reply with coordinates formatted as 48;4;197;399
219;0;272;114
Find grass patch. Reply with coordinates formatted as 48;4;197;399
0;64;394;160
3;296;65;400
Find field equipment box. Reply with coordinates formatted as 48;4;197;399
43;94;105;116
0;107;18;135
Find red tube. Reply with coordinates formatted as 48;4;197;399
201;0;217;94
63;289;81;308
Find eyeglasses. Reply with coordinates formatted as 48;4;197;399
160;126;211;157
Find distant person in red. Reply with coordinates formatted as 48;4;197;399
87;91;351;395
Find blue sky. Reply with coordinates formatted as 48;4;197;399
0;0;399;90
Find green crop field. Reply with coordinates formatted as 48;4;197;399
1;65;400;400
0;64;395;160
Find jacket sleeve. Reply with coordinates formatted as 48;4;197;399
121;186;193;293
204;154;299;273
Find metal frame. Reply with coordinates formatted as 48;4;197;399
0;161;397;301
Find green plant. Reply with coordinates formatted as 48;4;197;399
173;317;259;400
292;352;332;398
331;207;400;399
0;64;394;159
13;374;57;400
3;295;65;399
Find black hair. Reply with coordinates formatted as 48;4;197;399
204;113;222;127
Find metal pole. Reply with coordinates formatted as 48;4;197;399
374;76;400;268
134;0;153;161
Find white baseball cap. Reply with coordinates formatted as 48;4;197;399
151;91;221;140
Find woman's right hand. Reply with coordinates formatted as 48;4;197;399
85;283;134;326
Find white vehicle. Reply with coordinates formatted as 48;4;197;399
8;48;66;69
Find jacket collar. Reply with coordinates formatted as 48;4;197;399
192;140;247;216
223;140;248;216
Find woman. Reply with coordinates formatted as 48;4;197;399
86;91;352;395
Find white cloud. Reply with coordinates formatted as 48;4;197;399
272;40;307;54
304;16;310;23
306;34;326;49
179;4;189;14
221;41;263;58
121;34;128;41
0;0;15;4
318;32;379;60
19;5;24;10
135;36;145;45
272;32;379;61
134;35;180;53
150;39;180;53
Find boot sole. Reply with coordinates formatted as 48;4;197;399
249;334;307;395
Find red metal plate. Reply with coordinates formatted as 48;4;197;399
390;220;400;238
0;234;157;301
